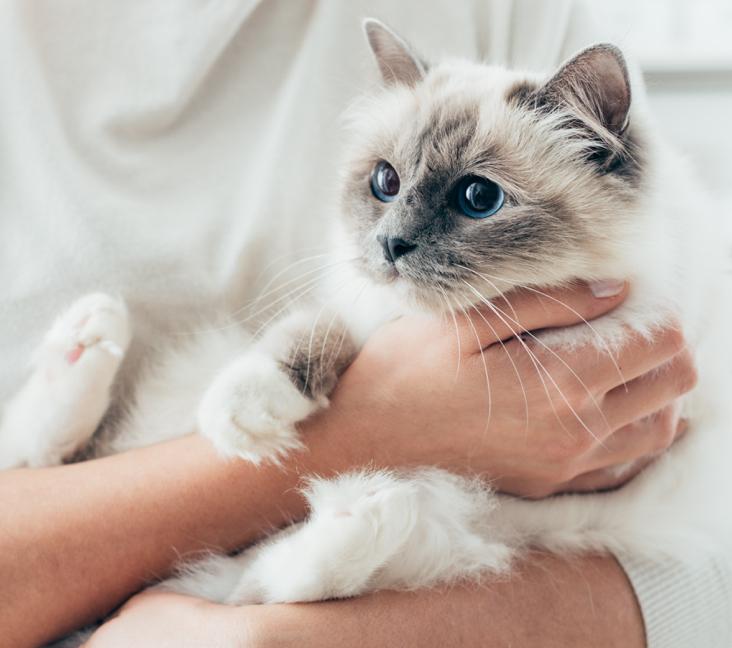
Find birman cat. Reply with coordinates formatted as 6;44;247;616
3;19;730;630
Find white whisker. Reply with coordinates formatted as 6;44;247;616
439;286;462;380
457;299;493;437
460;271;613;439
461;279;605;445
467;303;530;437
460;265;625;391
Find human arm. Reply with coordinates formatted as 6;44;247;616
0;282;694;646
85;552;646;648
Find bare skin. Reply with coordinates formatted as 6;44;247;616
0;283;695;647
86;552;644;648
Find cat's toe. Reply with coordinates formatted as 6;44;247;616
41;293;131;364
197;351;317;463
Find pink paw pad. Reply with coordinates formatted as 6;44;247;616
66;344;85;364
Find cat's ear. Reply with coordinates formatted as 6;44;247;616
363;18;427;87
538;44;631;135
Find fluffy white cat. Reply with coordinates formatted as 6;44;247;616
2;19;730;620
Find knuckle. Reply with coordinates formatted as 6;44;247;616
553;393;596;437
548;432;593;466
552;378;590;415
664;327;686;355
652;415;677;452
678;356;699;394
574;431;596;456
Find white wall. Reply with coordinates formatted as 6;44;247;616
647;77;732;199
593;0;732;205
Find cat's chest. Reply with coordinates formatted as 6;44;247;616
318;270;409;347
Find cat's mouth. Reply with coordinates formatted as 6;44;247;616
362;256;508;314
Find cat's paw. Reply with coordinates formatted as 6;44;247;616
197;351;317;464
0;293;131;468
39;292;131;366
229;474;420;604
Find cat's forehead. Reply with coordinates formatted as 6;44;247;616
380;61;541;176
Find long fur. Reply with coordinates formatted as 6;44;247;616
4;19;731;644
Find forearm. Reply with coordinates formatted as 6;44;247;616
0;412;352;647
243;552;645;648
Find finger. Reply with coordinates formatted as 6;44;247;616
587;409;689;473
600;325;689;389
559;414;688;493
603;349;697;429
454;280;628;353
557;457;654;494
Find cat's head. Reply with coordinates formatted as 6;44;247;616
339;19;647;310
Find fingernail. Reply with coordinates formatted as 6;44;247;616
589;280;625;298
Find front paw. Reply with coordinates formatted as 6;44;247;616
40;292;131;365
197;351;318;464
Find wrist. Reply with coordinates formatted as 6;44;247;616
295;401;379;478
221;603;299;648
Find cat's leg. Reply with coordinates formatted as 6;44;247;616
156;550;262;604
161;471;513;605
226;471;422;604
226;470;513;604
156;476;419;605
197;308;356;463
0;293;131;468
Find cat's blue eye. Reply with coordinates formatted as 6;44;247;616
456;176;505;219
370;160;400;202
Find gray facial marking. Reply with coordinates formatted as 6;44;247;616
342;37;650;310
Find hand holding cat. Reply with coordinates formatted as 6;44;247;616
83;281;694;647
315;281;695;498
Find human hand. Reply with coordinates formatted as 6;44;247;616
83;591;247;648
318;281;696;498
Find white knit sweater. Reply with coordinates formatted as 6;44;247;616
0;1;729;644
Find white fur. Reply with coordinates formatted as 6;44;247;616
197;349;313;463
162;469;512;604
3;39;731;640
0;293;130;468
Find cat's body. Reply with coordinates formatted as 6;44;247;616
2;19;730;639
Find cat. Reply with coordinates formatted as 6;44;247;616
3;17;730;635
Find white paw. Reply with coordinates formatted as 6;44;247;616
198;351;317;464
1;293;131;467
232;475;421;603
39;292;131;366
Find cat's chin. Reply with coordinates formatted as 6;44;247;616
355;259;510;315
380;277;504;317
360;270;448;313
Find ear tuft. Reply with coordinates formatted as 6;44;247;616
538;44;631;135
363;18;426;87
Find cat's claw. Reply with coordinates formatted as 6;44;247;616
197;351;317;464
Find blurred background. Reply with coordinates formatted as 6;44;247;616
594;0;732;210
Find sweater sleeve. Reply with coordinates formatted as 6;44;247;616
616;548;732;648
